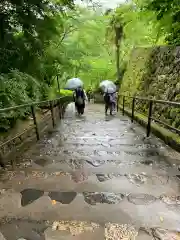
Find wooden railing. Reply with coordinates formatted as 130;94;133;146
0;96;72;166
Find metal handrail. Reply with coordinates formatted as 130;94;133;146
117;94;180;137
0;96;69;113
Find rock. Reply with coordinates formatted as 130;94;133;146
83;192;124;205
49;221;100;237
128;193;156;205
126;173;147;185
158;75;166;81
176;82;180;90
96;174;112;182
160;195;180;205
105;223;138;240
0;232;6;240
151;228;180;240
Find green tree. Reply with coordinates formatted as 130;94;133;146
144;0;180;45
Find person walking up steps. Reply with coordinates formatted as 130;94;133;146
104;92;113;115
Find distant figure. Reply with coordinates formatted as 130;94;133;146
87;87;93;103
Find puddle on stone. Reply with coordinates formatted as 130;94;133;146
48;191;77;204
160;195;180;205
83;192;124;205
0;219;48;240
21;189;44;207
128;193;156;205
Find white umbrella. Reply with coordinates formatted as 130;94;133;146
65;78;83;90
104;86;116;94
99;80;116;93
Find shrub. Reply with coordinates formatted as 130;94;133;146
0;70;42;131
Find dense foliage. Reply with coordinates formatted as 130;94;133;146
0;2;117;131
144;0;180;45
0;0;75;130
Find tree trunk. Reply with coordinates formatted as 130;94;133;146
115;25;123;83
115;39;120;82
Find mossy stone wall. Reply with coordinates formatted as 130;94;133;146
120;46;180;129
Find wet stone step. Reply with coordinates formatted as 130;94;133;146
61;146;161;156
12;188;180;207
1;219;180;240
0;219;48;240
96;172;165;186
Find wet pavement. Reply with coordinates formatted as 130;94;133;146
0;103;180;239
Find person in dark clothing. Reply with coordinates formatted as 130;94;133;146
73;87;86;114
104;92;113;115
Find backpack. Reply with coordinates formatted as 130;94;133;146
104;93;110;103
75;89;84;105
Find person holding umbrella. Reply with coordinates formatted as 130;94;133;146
104;88;114;115
73;86;88;115
100;80;117;116
65;78;87;115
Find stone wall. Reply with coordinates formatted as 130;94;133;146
120;46;180;129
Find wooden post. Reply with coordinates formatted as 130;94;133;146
58;99;62;119
57;75;60;93
117;95;119;112
122;96;125;115
50;101;55;128
31;105;40;140
147;100;153;137
131;97;135;123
